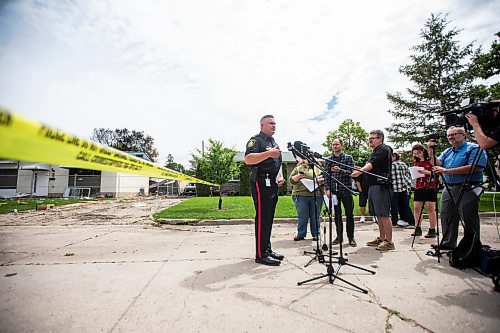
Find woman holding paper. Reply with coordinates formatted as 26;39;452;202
289;159;323;241
411;144;438;238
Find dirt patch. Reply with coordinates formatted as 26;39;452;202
0;197;183;226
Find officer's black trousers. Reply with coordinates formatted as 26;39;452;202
250;178;278;258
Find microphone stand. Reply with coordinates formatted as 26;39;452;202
287;144;328;267
297;151;376;293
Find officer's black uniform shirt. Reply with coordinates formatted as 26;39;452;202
367;143;393;186
245;131;282;178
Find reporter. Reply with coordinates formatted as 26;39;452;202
411;144;438;238
289;159;323;241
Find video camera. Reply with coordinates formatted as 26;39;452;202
441;100;500;134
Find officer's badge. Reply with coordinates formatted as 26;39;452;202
247;139;256;148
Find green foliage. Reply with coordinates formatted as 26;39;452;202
278;162;288;195
323;119;371;165
386;13;481;148
0;198;98;214
473;32;500;79
153;193;498;220
195;168;211;197
470;32;500;101
239;163;250;196
192;139;238;201
91;128;159;162
164;154;186;173
154;196;298;219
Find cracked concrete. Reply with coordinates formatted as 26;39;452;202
0;196;499;332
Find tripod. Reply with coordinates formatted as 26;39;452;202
297;154;376;293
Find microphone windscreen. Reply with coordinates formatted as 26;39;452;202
293;141;304;152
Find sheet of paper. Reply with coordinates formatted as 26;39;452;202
300;178;319;192
323;194;337;208
275;167;283;184
409;166;425;180
472;185;484;197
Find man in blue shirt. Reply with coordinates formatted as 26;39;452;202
428;126;487;249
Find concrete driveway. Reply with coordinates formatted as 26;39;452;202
1;197;499;332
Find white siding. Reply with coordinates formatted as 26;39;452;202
49;167;69;197
100;172;149;197
100;171;118;194
115;173;149;197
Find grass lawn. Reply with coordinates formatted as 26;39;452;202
154;193;500;220
0;198;99;214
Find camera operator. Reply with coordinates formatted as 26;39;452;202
428;126;487;250
465;105;499;149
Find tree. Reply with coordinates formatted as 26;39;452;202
164;154;186;173
192;139;238;209
471;32;500;101
386;13;481;148
322;119;370;164
91;128;159;162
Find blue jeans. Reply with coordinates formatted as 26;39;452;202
292;195;323;237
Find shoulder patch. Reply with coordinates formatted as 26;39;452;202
247;139;256;148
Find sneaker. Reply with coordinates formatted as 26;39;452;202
397;220;409;227
294;236;305;241
349;238;357;247
366;237;382;247
372;216;378;224
359;216;366;223
376;240;395;251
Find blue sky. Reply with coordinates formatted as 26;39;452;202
0;0;499;167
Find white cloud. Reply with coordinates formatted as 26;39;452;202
0;0;498;166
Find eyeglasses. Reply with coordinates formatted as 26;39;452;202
447;133;463;137
368;137;380;141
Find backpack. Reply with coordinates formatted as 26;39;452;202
449;231;482;269
479;245;500;290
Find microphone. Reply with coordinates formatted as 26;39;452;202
313;152;323;159
293;141;308;159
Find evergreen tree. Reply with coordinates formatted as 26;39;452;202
164;154;186;173
386;13;481;148
471;32;500;101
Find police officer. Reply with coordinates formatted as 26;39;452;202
245;115;285;266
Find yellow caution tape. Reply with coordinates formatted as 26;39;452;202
0;107;218;186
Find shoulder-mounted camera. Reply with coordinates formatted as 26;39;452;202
441;100;500;134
